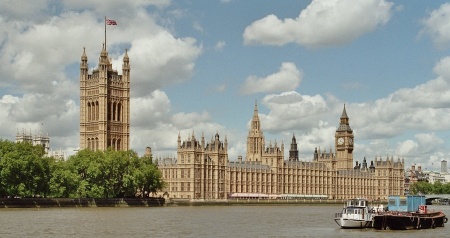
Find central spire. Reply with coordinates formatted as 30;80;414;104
251;100;260;131
253;100;259;119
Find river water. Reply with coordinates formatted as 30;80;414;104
1;204;449;237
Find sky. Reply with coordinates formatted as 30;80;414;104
2;0;450;172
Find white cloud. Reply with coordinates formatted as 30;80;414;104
0;0;49;21
0;11;98;94
214;40;226;51
240;62;302;95
212;83;227;93
243;0;393;47
120;33;202;97
0;93;78;150
261;91;330;132
396;140;418;157
171;111;211;129
193;21;204;33
421;3;450;50
131;90;171;128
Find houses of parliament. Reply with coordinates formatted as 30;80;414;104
79;43;404;201
157;103;405;201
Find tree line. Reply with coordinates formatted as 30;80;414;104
409;180;450;195
0;140;164;198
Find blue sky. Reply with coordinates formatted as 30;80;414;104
2;0;450;171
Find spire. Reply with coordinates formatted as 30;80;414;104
123;48;129;61
253;100;259;119
80;47;88;76
341;103;349;119
81;47;87;61
215;130;219;141
337;104;352;132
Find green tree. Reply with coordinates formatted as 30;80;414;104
49;160;79;198
410;181;434;194
432;181;445;194
0;140;53;197
134;155;164;197
67;149;106;198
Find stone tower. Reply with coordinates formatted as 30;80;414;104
79;45;130;151
335;105;354;170
246;101;265;162
289;134;299;161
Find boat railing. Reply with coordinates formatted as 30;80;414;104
335;213;342;218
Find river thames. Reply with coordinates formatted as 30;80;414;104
1;204;449;237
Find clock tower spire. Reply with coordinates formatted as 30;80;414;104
335;104;354;170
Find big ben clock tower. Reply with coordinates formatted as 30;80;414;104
335;105;354;170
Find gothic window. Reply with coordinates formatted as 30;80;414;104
87;102;91;121
117;103;121;121
107;102;111;120
112;102;116;121
96;101;99;120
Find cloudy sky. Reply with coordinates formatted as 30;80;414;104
2;0;450;171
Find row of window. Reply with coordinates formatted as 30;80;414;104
85;101;124;122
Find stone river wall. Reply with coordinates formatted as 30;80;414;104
0;197;165;208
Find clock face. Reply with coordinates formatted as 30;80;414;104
349;138;353;145
337;137;344;145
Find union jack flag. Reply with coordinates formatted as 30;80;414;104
106;19;117;25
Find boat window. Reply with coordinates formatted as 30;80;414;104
400;198;406;206
388;199;396;206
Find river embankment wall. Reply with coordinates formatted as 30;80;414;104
166;199;386;206
1;198;388;208
0;197;165;208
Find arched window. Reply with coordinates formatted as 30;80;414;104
107;102;112;121
96;101;99;120
117;103;121;122
114;102;117;121
87;102;91;121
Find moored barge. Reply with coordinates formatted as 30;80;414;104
372;195;447;230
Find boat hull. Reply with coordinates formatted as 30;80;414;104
334;218;372;228
372;212;447;230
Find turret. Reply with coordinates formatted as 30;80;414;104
80;47;88;77
122;49;130;82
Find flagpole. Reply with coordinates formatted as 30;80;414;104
104;16;107;50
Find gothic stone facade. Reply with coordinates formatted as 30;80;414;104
79;45;130;151
157;104;404;200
